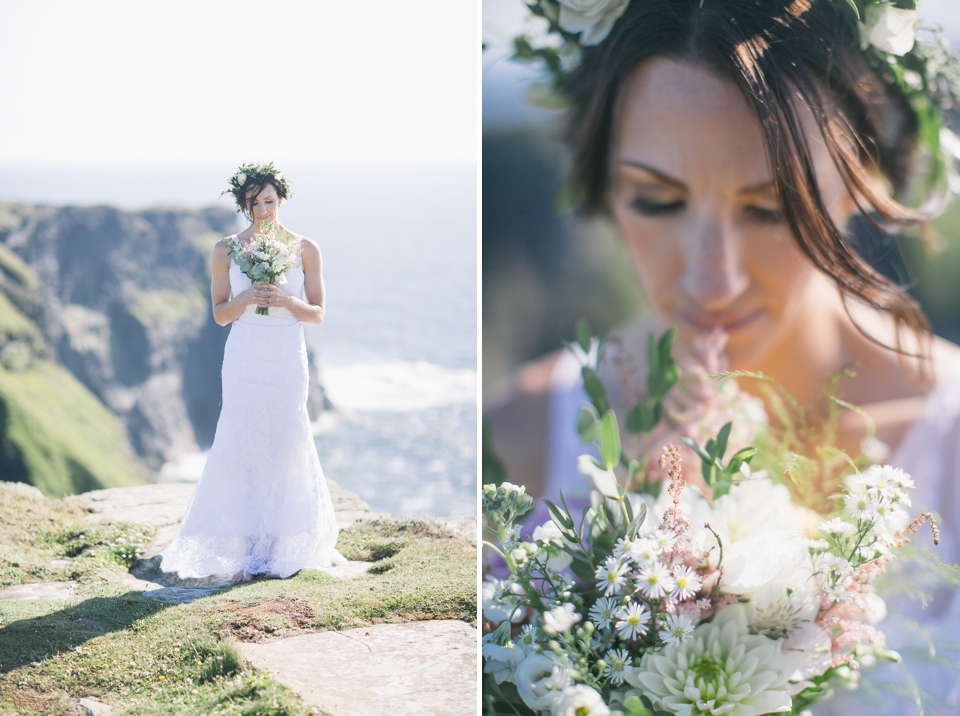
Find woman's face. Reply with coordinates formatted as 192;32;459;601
610;58;854;369
246;183;283;228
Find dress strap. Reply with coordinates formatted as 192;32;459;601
293;235;304;268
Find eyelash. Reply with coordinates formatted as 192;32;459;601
745;206;783;224
630;197;685;215
630;197;783;224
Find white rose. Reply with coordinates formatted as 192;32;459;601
532;520;574;572
859;3;918;56
481;633;524;684
551;685;610;716
515;653;571;712
543;603;581;634
236;173;246;185
557;0;630;46
577;454;620;498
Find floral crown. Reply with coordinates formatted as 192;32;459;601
221;161;293;214
512;0;960;192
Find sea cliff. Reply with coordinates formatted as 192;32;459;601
0;201;327;494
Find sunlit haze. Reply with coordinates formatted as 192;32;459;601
0;0;476;166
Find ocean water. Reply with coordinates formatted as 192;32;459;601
0;163;478;517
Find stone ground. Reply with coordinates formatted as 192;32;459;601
239;620;477;716
1;480;479;715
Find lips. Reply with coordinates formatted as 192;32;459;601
677;308;764;332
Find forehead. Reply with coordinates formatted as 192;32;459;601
615;57;772;188
246;183;279;202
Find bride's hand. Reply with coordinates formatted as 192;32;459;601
252;282;291;309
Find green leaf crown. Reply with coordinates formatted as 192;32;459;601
220;161;293;215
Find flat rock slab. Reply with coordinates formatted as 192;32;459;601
0;481;45;500
65;483;196;527
142;584;231;604
431;516;477;545
70;696;113;715
315;561;374;580
238;620;476;716
0;581;78;600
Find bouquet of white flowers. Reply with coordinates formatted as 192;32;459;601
226;222;299;315
482;326;941;716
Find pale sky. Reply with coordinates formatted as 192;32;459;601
0;0;478;166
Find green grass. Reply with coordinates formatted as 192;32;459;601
126;287;207;329
0;487;155;588
0;243;39;292
0;292;43;349
0;491;475;715
0;358;151;496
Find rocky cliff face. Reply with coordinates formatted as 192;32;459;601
0;201;328;474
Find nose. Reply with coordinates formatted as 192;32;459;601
680;214;749;312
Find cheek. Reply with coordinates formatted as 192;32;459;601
744;227;818;309
612;205;682;302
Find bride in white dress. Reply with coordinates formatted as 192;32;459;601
161;163;346;583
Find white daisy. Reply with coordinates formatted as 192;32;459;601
818;553;852;575
650;529;676;553
629;538;661;567
588;597;619;629
658;613;695;645
638;561;676;599
818;518;856;535
590;628;616;653
603;648;632;685
845;491;879;521
595;556;630;597
612;536;636;559
670;565;702;600
615;602;650;640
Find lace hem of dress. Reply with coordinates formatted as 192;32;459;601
161;533;347;579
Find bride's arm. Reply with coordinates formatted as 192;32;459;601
261;237;325;325
211;240;258;325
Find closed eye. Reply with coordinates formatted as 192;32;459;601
745;205;783;223
630;197;685;216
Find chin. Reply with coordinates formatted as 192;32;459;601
724;315;779;371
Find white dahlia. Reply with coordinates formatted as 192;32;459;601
626;604;797;716
550;684;611;716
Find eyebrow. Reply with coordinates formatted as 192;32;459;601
619;159;776;196
619;160;686;189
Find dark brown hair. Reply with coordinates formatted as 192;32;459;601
565;0;933;378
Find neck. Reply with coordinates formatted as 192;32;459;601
736;283;927;455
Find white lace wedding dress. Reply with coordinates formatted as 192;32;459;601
160;234;347;579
